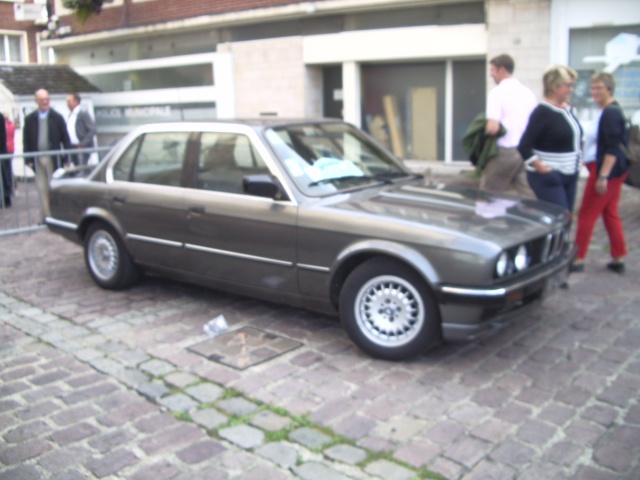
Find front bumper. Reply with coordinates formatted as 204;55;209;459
435;243;577;342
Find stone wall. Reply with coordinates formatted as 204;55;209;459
486;0;552;99
218;37;323;119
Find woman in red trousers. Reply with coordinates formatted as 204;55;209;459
572;72;630;274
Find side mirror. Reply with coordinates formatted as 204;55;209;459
243;174;284;199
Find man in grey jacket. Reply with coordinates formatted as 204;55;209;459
66;93;96;166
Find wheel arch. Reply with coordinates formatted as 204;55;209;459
329;240;441;309
77;207;127;243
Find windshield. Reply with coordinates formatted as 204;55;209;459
265;122;412;196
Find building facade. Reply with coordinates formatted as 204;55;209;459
1;0;639;161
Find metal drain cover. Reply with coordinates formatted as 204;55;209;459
188;326;302;370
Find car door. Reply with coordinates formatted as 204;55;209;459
182;131;298;292
107;131;192;270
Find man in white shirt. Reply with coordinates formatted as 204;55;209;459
482;54;537;197
66;93;96;166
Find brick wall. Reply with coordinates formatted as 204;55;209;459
486;0;551;99
218;37;322;118
0;3;42;63
55;0;318;35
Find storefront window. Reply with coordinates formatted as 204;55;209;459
452;60;486;161
570;26;640;125
362;63;445;160
85;64;214;92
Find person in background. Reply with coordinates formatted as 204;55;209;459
571;72;630;274
23;88;71;222
66;92;96;166
1;111;11;208
518;65;582;212
482;54;537;198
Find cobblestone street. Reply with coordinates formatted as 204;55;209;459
1;170;639;479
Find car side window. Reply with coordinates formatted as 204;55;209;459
196;133;269;194
115;132;191;186
112;137;141;182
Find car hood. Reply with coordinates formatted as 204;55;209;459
323;180;568;247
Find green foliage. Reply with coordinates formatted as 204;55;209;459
62;0;105;24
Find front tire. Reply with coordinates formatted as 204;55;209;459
339;257;440;360
84;222;139;290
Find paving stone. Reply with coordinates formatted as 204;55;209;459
597;384;637;408
593;442;637;472
517;419;558;447
112;349;151;368
129;460;182;480
0;437;52;465
13;401;59;421
176;439;227;464
89;430;136;454
137;380;171;400
517;461;568;480
85;448;140;478
96;341;129;354
3;419;51;443
191;408;229;430
332;414;377;440
38;445;92;472
424;420;465;445
293;461;349;480
249;410;293;432
373;415;427;442
50;405;101;427
88;357;125;375
289;427;332;450
365;459;415;480
216;397;258;416
544;440;584;466
490;439;536;469
429;455;465;480
50;422;100;446
112;367;150;388
324;444;367;465
256;442;298;469
132;412;180;434
581;404;618;427
218;424;265;449
164;371;200;389
139;359;176;377
139;424;205;455
74;348;105;362
444;436;490;469
185;383;224;403
29;369;71;386
158;393;199;412
0;464;41;480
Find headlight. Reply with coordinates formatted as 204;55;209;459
514;245;530;271
496;251;509;277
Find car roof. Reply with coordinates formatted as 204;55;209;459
126;118;348;136
217;117;344;128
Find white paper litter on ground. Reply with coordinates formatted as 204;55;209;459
203;314;228;338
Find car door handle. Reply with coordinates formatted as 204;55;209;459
188;205;205;214
112;195;126;203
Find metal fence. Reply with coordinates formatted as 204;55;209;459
0;146;112;236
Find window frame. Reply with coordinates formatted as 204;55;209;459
0;30;26;65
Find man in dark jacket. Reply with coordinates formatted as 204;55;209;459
23;88;71;222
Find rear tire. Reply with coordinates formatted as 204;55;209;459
84;222;139;290
339;257;440;360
